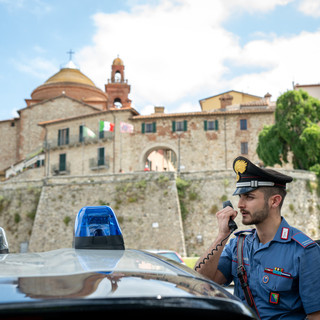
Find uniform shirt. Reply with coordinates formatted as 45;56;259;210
218;217;320;319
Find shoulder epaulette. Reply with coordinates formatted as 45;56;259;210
292;232;315;248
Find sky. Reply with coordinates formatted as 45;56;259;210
1;0;320;120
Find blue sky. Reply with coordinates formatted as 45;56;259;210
1;0;320;120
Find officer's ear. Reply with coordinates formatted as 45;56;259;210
269;194;282;209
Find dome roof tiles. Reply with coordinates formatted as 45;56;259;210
113;57;124;66
30;61;108;106
44;67;95;87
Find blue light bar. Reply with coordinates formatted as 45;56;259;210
74;206;125;250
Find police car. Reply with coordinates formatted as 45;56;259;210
0;206;257;319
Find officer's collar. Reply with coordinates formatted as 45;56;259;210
273;217;292;243
253;217;291;245
235;217;292;245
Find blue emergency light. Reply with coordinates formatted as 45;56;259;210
74;206;125;250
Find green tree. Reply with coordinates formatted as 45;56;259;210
257;90;320;170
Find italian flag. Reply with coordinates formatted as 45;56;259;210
83;126;96;137
100;120;114;132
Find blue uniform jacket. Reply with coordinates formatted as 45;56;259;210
218;217;320;319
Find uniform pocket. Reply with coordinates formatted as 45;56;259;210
261;271;293;292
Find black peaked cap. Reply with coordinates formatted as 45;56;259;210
232;156;293;195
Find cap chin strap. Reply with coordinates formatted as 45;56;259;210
236;181;274;188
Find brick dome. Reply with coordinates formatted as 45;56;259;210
29;61;108;109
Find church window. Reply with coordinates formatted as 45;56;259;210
58;128;69;146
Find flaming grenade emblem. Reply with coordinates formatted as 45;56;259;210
234;160;247;181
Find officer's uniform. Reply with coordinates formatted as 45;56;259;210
218;156;320;319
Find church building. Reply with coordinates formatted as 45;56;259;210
0;56;276;179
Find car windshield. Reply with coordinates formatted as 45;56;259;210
158;252;181;262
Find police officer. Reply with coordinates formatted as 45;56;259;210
195;156;320;319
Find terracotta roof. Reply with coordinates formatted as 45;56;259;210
20;95;101;114
38;107;140;126
132;105;275;120
240;100;273;107
294;83;320;88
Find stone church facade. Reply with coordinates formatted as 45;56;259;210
0;57;276;180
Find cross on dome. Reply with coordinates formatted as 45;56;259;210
67;49;75;61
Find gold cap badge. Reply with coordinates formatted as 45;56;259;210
234;159;247;181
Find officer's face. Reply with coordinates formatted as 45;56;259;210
238;189;269;226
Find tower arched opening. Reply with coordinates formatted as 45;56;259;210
113;98;122;108
115;71;122;82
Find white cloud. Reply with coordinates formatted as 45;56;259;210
172;101;200;113
224;0;293;13
12;56;57;79
298;0;320;17
76;0;320;113
78;0;237;112
228;30;320;98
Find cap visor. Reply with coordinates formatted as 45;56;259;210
233;186;257;196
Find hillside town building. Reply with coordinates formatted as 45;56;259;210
0;56;276;179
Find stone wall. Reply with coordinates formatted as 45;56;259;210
0;179;42;253
0;170;319;256
179;170;320;256
28;171;186;254
0;119;19;170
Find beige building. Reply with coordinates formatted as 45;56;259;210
294;83;320;100
199;90;270;110
1;57;276;179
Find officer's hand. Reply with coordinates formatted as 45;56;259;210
216;206;237;236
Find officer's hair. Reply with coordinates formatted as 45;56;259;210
259;187;287;209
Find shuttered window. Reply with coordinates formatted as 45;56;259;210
204;120;219;131
59;154;66;171
58;128;69;146
141;122;156;133
172;120;187;132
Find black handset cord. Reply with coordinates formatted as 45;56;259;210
194;229;233;271
195;200;237;271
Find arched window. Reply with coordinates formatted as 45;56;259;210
115;71;122;83
114;98;122;108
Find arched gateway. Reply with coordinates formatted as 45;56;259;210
141;144;178;172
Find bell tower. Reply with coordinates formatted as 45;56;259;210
105;56;132;109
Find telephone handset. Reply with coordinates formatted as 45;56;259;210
223;200;238;232
194;200;238;271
